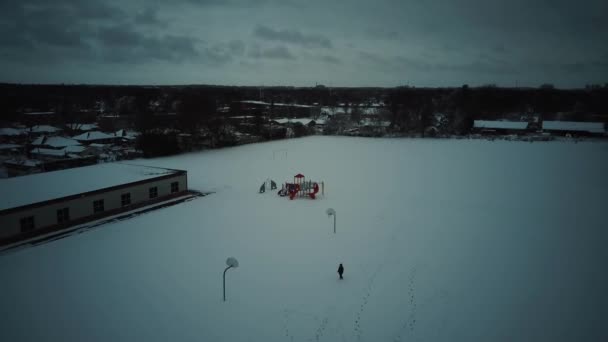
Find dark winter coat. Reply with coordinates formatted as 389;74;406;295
338;264;344;275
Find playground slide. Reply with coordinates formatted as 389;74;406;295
308;182;319;199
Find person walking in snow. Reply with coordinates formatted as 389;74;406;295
338;263;344;279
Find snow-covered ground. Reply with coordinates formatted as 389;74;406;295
1;137;607;342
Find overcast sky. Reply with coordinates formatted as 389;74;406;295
1;0;607;88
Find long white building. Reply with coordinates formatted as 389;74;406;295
0;163;188;245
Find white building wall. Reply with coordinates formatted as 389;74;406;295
0;173;187;239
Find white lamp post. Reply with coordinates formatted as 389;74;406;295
223;257;239;302
326;208;336;234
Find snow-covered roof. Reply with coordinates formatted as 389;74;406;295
360;108;380;115
473;120;529;130
73;131;120;141
273;118;316;125
240;100;267;105
542;121;605;133
30;148;68;157
63;145;87;154
67;123;99;131
320;107;348;115
228;116;256;119
361;119;391;127
274;103;316;108
89;143;108;148
0;143;21;150
31;136;81;148
0;128;26;136
29;125;62;133
239;100;316;108
0;163;183;211
114;129;139;140
115;129;139;137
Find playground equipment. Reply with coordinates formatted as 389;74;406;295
259;179;277;193
278;173;324;200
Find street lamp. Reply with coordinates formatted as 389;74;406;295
326;208;336;234
223;257;239;302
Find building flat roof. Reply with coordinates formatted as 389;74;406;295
473;120;529;130
239;100;316;108
0;163;183;212
73;131;119;141
542;121;605;133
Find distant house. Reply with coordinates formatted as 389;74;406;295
272;118;318;127
0;128;26;137
73;131;122;145
114;129;139;142
0;163;189;245
27;125;62;137
3;159;44;177
472;120;530;135
0;144;23;157
62;145;90;156
541;121;605;137
31;136;81;149
29;148;70;160
359;119;391;136
0;128;27;143
237;101;320;118
66;123;99;133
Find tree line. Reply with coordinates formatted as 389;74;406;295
1;83;606;155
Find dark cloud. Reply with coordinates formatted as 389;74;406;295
134;8;168;28
1;0;606;86
95;24;236;65
0;1;218;65
319;55;341;65
227;40;246;56
366;29;399;41
253;25;332;49
183;0;302;8
97;25;144;48
249;44;295;60
359;51;516;75
3;0;128;21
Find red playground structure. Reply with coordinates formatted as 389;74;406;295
278;174;323;200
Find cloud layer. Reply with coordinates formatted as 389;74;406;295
0;0;606;87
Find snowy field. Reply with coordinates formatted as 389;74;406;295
1;136;607;342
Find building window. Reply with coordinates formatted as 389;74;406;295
20;216;35;233
121;193;131;207
93;199;104;213
57;207;70;224
149;186;158;199
171;181;179;193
